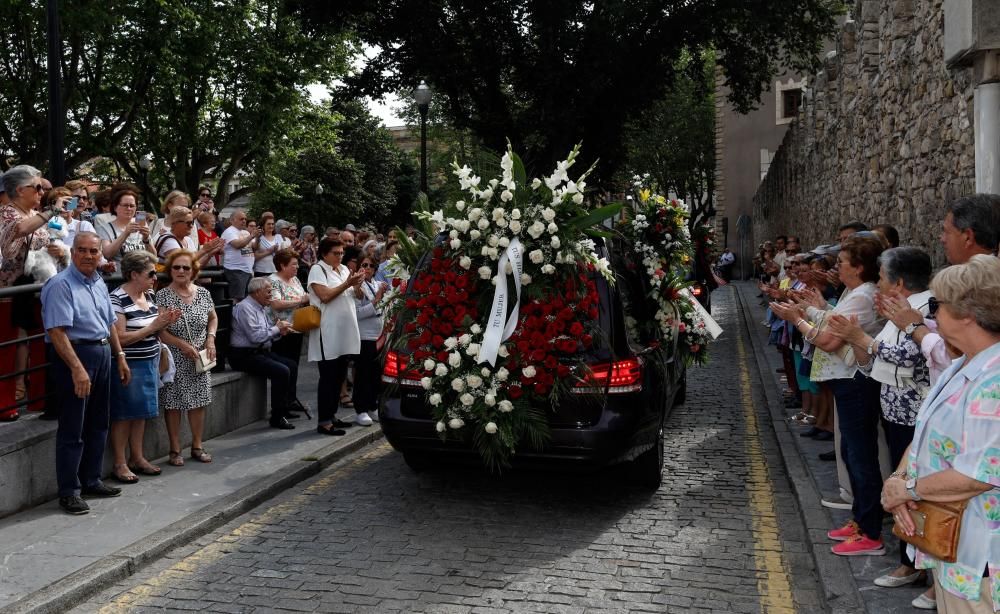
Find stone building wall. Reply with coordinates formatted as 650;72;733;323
753;0;976;266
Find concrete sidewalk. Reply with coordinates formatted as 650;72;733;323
0;366;384;614
733;282;932;614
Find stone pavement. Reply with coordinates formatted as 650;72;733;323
74;285;829;613
0;364;379;613
737;282;932;614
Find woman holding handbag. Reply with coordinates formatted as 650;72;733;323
156;250;218;466
771;233;887;556
268;248;311;418
308;238;364;436
882;255;1000;612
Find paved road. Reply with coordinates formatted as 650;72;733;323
77;287;826;613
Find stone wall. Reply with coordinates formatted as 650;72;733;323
753;0;976;265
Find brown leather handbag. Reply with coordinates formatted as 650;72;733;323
892;499;969;563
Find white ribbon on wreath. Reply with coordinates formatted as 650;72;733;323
477;237;524;367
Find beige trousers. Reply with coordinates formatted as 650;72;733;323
936;578;995;614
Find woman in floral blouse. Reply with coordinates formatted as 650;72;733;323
827;246;934;595
881;255;1000;612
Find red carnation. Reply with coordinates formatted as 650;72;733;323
582;334;593;347
508;385;523;400
569;321;584;337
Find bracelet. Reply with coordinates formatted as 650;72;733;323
794;319;806;328
855;354;872;368
865;338;877;356
206;332;217;338
804;324;820;342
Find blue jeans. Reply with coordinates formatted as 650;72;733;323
830;372;883;539
51;343;112;497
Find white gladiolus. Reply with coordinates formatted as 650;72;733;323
420;377;432;390
522;366;537;378
478;266;492;280
460;393;475;406
435;364;448;377
541;264;556;274
481;188;494;200
450;239;461;250
531;178;542;190
451;377;465;392
542;208;557;222
423;358;436;372
510;220;522;234
430;394;443;407
485;422;498;434
459;256;472;269
484;394;496;406
550;236;561;249
528;221;546;239
572;192;584;204
448;352;462;368
510;208;521;220
496;367;509;381
477;218;490;230
499;400;514;413
520;273;532;285
459;334;472;347
444;337;459;349
529;249;544;264
547;222;558;234
455;200;466;211
466;374;483;388
448;418;465;429
500;190;513;202
436;420;446;432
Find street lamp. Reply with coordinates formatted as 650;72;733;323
413;80;432;194
138;155;152;212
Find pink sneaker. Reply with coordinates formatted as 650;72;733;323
827;520;860;541
832;535;885;556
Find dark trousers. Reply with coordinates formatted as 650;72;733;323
228;348;298;419
51;343;111;497
272;333;303;367
830;373;883;540
317;356;351;426
883;417;917;566
353;340;381;414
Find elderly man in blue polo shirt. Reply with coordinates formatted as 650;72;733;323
41;231;130;515
228;277;301;430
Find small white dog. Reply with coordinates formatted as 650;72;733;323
24;247;59;283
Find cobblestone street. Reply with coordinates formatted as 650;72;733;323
77;286;827;613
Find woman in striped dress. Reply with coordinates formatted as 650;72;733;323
108;251;181;483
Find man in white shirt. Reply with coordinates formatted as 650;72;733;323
221;208;258;301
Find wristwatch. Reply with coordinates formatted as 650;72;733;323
903;322;924;336
905;478;922;501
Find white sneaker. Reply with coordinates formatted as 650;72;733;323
355;412;373;426
369;411;380;422
821;496;853;510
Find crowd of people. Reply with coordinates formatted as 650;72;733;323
759;194;1000;612
0;165;402;515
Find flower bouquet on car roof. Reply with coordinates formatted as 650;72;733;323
381;143;621;469
616;176;720;366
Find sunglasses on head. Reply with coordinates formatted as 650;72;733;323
172;265;192;271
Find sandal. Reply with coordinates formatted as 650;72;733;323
339;394;354;408
112;463;139;484
191;447;213;463
129;462;162;476
168;450;185;467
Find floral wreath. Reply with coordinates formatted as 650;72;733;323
615;176;712;365
382;144;621;469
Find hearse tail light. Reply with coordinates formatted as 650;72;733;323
572;357;643;394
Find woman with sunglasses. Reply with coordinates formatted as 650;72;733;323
108;251;182;483
155;206;223;267
351;253;388;427
253;218;282;278
98;189;154;267
308;238;364;436
0;165;64;420
156;250;218;465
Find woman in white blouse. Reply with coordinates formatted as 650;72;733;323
771;233;887;557
307;238;364;436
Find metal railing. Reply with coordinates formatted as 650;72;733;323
0;268;235;416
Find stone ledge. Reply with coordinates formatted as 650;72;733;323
0;369;265;519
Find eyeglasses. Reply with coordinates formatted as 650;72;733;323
78;194;90;201
171;265;192;271
200;193;211;198
175;220;194;226
145;270;157;279
330;251;344;256
360;263;374;268
24;184;44;193
928;297;944;318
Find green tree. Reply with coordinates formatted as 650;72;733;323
294;0;842;186
620;52;717;228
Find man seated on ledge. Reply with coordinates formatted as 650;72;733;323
41;232;131;515
228;277;304;430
